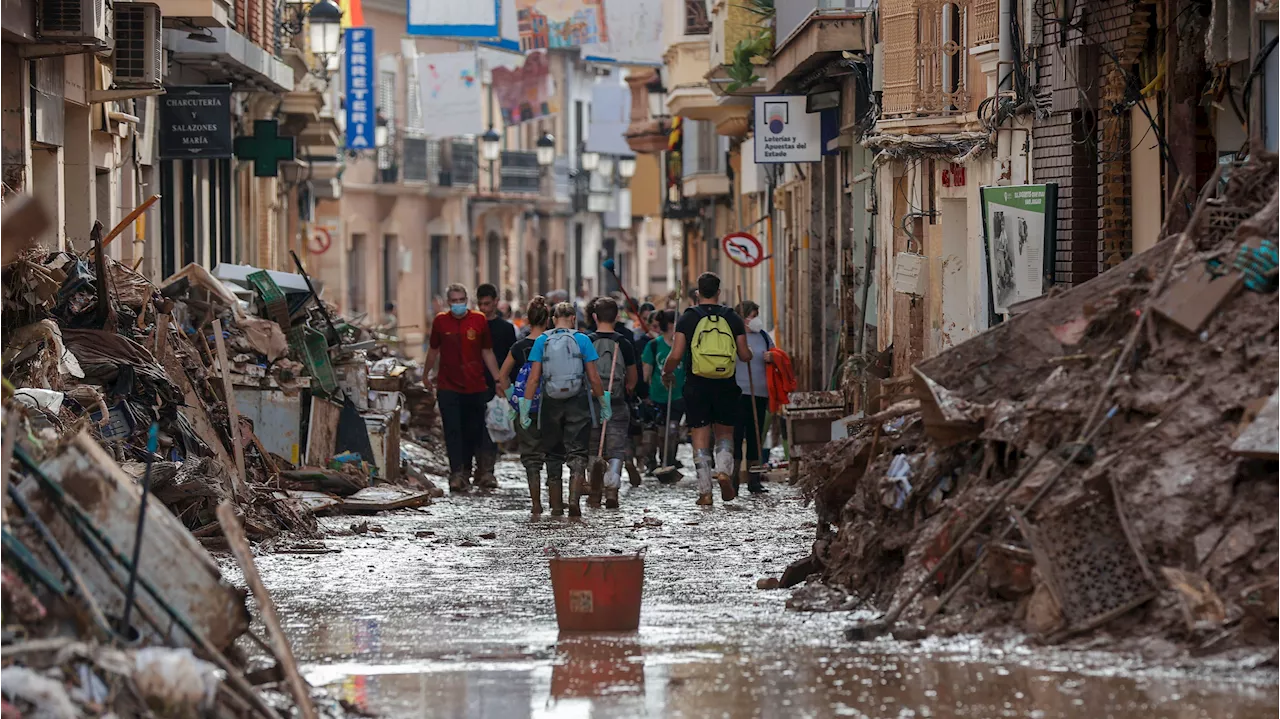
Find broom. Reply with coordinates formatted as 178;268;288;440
588;343;621;506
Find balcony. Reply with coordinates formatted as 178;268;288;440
164;28;293;92
766;0;869;92
499;150;541;194
702;0;759;137
881;0;975;118
156;0;232;27
681;119;731;197
664;0;718;121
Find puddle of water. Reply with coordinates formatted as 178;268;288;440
237;454;1278;719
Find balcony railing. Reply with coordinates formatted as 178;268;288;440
499;150;541;194
881;0;970;118
777;0;872;46
973;0;998;46
402;136;433;183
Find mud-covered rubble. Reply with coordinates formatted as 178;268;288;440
1;210;449;717
800;152;1279;656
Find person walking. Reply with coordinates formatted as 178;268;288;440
640;309;684;472
733;300;773;494
519;302;607;517
474;283;517;489
661;272;752;506
498;296;551;515
585;297;638;509
424;283;503;493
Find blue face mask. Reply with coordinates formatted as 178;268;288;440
450;303;468;316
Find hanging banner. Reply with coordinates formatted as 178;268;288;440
980;183;1059;314
417;51;483;138
344;28;376;150
516;0;608;51
481;0;521;52
579;0;662;64
407;0;500;38
753;95;822;164
491;50;558;124
583;84;629;155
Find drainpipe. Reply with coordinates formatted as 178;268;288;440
997;0;1014;93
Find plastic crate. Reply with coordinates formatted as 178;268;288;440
246;270;290;329
289;326;337;394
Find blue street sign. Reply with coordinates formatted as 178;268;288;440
344;28;375;150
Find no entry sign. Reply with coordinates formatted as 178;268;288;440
722;232;765;268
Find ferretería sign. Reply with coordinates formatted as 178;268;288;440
159;85;234;159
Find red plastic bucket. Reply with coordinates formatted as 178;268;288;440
549;554;644;632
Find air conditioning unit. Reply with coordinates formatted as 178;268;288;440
38;0;112;47
112;3;162;88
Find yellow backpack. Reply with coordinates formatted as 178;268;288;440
690;306;736;379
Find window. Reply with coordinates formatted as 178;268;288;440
685;0;710;35
349;233;366;314
429;235;446;303
377;62;397;172
383;234;399;308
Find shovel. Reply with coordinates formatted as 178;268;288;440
653;390;683;484
588;345;621;506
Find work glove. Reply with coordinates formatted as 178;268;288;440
518;398;533;429
599;392;613;422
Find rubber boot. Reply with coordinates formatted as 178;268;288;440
568;465;585;517
605;487;619;509
747;471;769;494
641;430;659;472
625;457;642;487
474;450;499;490
448;471;469;494
587;459;604;508
547;463;565;516
604;459;623;508
526;466;544;515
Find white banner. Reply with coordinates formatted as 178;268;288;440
417;51;483;138
580;0;663;65
407;0;499;39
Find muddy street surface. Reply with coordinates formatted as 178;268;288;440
230;455;1278;718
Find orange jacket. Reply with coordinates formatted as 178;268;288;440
765;347;796;414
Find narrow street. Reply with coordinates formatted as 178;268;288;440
233;454;1277;719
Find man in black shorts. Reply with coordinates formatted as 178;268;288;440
661;272;752;506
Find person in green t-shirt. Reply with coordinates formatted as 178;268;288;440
641;310;685;471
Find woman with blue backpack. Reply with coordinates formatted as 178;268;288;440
518;302;608;517
497;296;552;515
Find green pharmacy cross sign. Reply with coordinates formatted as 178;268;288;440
234;120;296;177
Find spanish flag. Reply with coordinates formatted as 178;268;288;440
339;0;364;28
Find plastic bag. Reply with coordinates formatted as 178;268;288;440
486;394;516;443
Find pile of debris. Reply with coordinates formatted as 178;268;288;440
799;152;1279;655
0;208;445;715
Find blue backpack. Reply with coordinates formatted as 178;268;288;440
508;357;541;414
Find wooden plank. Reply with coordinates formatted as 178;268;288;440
305;396;342;466
157;317;239;492
216;502;317;719
212;319;247;496
1231;392;1279;460
1151;266;1243;334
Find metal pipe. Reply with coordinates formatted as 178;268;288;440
997;0;1015;92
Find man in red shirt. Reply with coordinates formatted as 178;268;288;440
424;283;503;493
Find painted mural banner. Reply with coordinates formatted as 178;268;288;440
491;50;559;124
516;0;608;51
416;51;483;138
753;96;822;164
980;183;1059;315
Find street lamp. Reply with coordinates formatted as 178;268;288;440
597;154;615;180
618;155;637;181
580;149;599;172
480;126;502;163
646;74;669;121
536;133;556;168
306;0;342;74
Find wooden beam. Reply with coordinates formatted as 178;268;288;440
216;503;318;719
211;319;247;496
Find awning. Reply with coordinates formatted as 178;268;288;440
163;28;294;93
